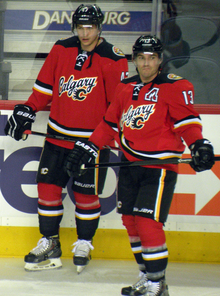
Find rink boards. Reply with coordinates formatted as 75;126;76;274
0;103;219;262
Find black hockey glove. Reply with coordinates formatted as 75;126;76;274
64;139;99;178
4;104;36;141
189;139;215;172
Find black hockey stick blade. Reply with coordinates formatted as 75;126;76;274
83;156;220;169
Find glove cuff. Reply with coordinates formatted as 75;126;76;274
189;139;213;151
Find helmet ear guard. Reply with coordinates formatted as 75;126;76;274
72;4;104;33
132;35;163;59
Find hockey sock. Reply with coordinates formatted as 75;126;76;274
135;216;168;280
38;183;63;237
74;192;101;240
122;214;146;272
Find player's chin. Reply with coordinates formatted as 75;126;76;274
142;68;151;75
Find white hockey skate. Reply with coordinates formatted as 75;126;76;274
72;239;94;274
121;272;148;296
24;236;62;271
146;279;169;296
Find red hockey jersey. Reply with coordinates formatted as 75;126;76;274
25;36;128;148
90;73;203;172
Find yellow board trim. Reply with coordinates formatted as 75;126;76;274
0;226;220;263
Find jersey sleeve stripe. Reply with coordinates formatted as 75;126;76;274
33;79;53;96
173;116;202;129
33;85;53;96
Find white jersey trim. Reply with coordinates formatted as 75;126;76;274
48;119;92;138
121;135;183;159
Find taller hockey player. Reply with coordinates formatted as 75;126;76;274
4;4;128;273
64;35;215;295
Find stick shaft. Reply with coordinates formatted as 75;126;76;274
84;156;220;169
24;130;76;142
191;31;219;53
23;131;220;168
23;130;121;151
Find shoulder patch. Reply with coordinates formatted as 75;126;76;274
95;39;126;61
167;73;183;80
112;46;125;57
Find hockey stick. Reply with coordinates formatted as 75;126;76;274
23;130;78;142
82;156;220;169
162;16;220;54
190;30;219;53
23;130;121;151
23;131;220;168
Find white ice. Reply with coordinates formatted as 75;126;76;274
0;258;220;296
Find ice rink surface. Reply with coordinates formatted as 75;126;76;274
0;258;220;296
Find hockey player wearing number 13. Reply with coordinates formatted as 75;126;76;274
64;35;215;295
4;4;128;273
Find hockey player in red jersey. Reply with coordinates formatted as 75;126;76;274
64;35;215;295
4;4;128;273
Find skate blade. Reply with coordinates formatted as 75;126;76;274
24;258;62;271
76;265;86;274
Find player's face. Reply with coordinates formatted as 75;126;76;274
76;24;100;51
135;52;162;83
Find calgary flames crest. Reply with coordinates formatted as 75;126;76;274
121;104;155;130
59;75;97;101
